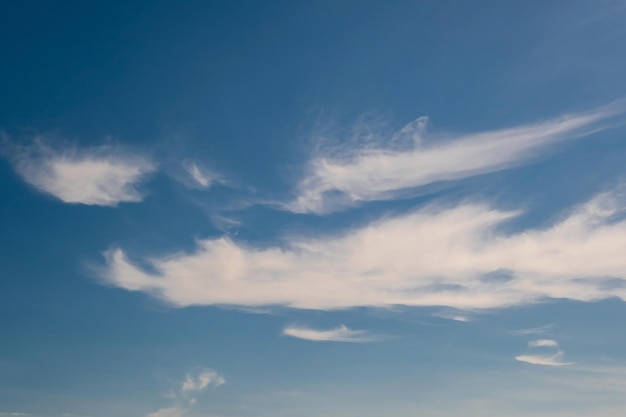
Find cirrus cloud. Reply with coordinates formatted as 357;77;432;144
516;351;572;367
101;185;626;312
288;103;624;214
283;324;376;342
181;160;220;189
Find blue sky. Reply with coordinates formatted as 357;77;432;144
2;1;626;416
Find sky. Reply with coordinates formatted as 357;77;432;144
2;1;626;416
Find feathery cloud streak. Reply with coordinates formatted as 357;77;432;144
510;325;553;336
4;138;155;206
289;104;623;213
102;186;626;311
517;335;569;366
182;160;218;189
516;351;572;367
283;325;375;342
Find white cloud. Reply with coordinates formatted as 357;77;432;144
516;351;572;367
101;186;626;311
283;324;375;342
529;339;559;348
182;160;217;189
288;103;623;214
146;369;224;417
518;337;569;366
181;370;225;394
5;139;155;206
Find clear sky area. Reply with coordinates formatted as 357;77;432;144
2;1;626;416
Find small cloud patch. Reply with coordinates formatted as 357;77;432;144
529;339;559;348
146;369;224;417
3;137;154;206
283;325;376;343
182;160;219;189
515;351;573;367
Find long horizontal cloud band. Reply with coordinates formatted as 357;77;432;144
102;188;626;310
289;103;624;214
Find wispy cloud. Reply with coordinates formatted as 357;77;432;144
102;186;626;311
432;311;472;322
3;137;155;206
517;336;570;366
182;160;218;189
287;103;623;214
146;369;224;417
283;324;376;342
181;370;225;394
529;339;559;347
510;325;553;336
516;351;572;367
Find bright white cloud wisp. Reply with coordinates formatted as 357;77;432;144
516;351;572;367
102;186;626;311
5;139;155;206
283;325;375;342
288;104;623;214
182;160;217;189
529;339;559;348
517;335;570;366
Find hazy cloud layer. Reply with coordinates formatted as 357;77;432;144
283;325;375;342
288;104;623;214
4;139;155;206
102;186;626;311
